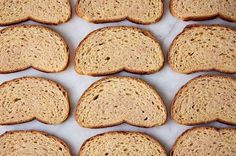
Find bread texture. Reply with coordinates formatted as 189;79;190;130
171;75;236;125
0;130;71;156
0;25;69;73
171;127;236;156
170;0;236;22
79;131;167;156
168;25;236;74
75;26;164;76
0;0;71;25
75;76;167;128
76;0;164;24
0;77;70;125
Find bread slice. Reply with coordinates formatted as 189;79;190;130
170;0;236;22
74;26;164;76
0;77;70;125
0;25;69;73
168;25;236;74
76;0;164;24
171;127;236;156
0;0;71;25
75;76;167;128
79;131;167;156
0;130;71;156
171;75;236;125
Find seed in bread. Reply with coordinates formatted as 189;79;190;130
168;25;236;74
75;76;167;128
75;26;164;76
0;77;70;125
0;25;69;73
76;0;164;24
171;127;236;156
79;131;167;156
0;0;71;25
171;75;236;125
0;130;71;156
170;0;236;22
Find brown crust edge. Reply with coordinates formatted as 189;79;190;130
0;25;70;74
0;76;70;125
78;131;167;156
171;74;236;126
75;76;167;129
167;24;236;74
170;126;236;156
74;26;165;76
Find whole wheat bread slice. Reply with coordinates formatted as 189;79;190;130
0;130;71;156
171;127;236;156
76;0;163;24
75;76;167;128
75;26;164;76
171;75;236;125
168;25;236;74
79;131;167;156
0;25;69;73
170;0;236;22
0;77;70;125
0;0;71;25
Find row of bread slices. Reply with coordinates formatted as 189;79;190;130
1;127;235;155
0;75;235;127
0;0;235;26
0;24;235;75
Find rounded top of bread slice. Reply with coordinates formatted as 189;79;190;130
0;25;69;73
0;130;71;156
75;76;167;128
0;77;70;125
75;26;164;76
168;24;236;74
79;131;167;156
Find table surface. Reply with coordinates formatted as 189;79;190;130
0;0;235;155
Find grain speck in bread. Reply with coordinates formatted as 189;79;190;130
75;26;164;76
171;75;236;125
76;0;164;24
171;127;236;156
0;0;71;25
79;131;167;156
168;25;236;74
170;0;236;22
75;76;167;128
0;25;69;73
0;130;71;156
0;77;70;125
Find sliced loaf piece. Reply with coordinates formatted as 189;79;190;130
171;127;236;156
0;77;70;125
79;131;167;156
170;0;236;22
0;130;71;156
76;0;164;24
168;25;236;74
0;0;71;25
75;76;167;128
0;25;69;73
75;26;164;76
171;75;236;125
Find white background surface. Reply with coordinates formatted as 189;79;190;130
0;0;235;155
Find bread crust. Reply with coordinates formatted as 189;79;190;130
75;0;164;24
75;76;167;128
171;74;236;126
0;76;70;125
0;25;70;74
168;24;236;74
74;26;164;76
